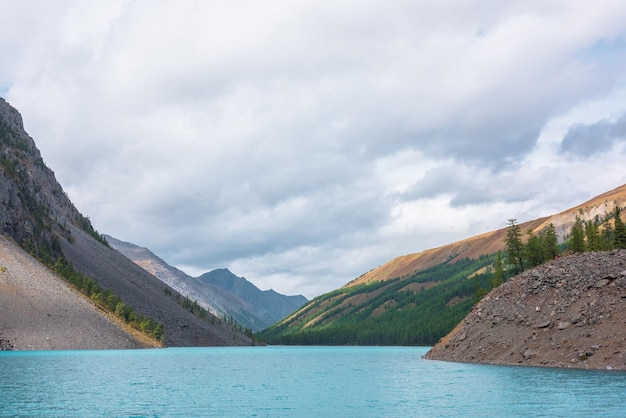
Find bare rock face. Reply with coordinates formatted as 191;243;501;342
0;98;81;257
424;250;626;370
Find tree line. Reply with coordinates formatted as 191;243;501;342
496;203;626;285
473;203;626;302
53;258;164;342
163;286;256;339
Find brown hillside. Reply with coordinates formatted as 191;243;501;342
348;183;626;288
424;250;626;371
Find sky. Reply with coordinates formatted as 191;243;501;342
2;1;626;299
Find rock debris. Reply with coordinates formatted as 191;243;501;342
425;250;626;370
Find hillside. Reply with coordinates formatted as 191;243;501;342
348;184;626;288
105;235;247;321
198;268;308;330
0;235;153;350
425;250;626;370
106;235;308;331
61;224;255;346
0;98;256;348
258;254;497;345
259;183;626;346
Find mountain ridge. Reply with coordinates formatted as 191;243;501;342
105;235;308;332
198;268;308;328
348;183;626;288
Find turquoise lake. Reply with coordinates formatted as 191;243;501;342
1;346;625;417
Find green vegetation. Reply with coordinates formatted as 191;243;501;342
563;203;626;253
163;286;256;340
258;255;496;346
53;258;164;342
614;206;626;249
260;202;626;347
505;218;525;274
75;213;110;248
504;220;561;275
164;286;210;319
492;202;624;292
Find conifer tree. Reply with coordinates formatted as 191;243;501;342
585;220;601;251
614;205;626;249
601;221;614;250
541;223;559;260
569;216;586;253
524;228;544;268
505;219;524;274
491;251;505;288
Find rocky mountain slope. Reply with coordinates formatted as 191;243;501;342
425;250;626;371
0;235;152;350
106;235;307;331
0;98;79;263
198;268;308;330
0;98;256;348
105;235;247;320
61;224;255;346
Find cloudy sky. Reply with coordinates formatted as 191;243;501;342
2;1;626;298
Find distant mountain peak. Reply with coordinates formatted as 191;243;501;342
107;235;308;331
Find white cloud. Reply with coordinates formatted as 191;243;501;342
2;1;626;298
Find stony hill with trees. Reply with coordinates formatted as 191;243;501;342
423;199;626;370
424;249;626;370
259;184;626;347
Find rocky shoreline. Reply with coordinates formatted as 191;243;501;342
425;250;626;370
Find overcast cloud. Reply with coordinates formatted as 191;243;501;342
2;1;626;298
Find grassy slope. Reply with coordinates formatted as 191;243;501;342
259;183;626;346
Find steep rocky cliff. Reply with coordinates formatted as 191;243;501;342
0;98;256;348
425;250;626;370
0;98;83;261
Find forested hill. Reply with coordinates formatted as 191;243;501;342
258;183;626;346
259;255;497;345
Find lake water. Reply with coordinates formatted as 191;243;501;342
1;346;625;417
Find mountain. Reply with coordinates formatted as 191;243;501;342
259;183;626;346
424;250;626;370
104;235;242;319
198;268;308;329
0;98;255;348
105;235;308;331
